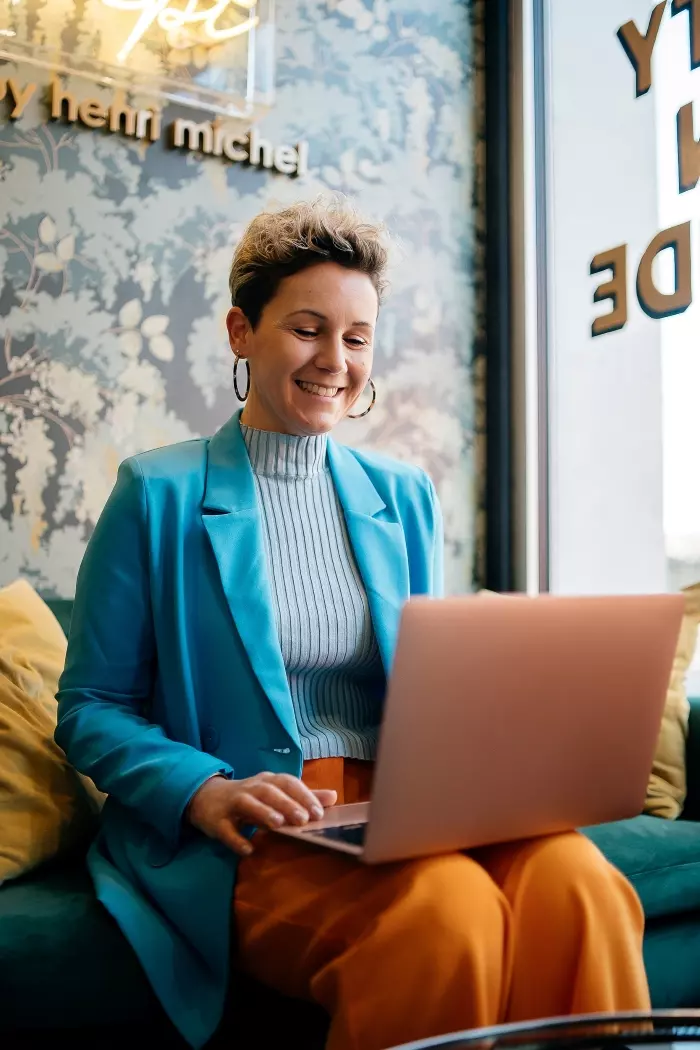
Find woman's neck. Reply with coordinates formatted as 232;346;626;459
240;421;327;478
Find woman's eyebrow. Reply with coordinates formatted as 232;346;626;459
284;309;327;321
284;310;374;329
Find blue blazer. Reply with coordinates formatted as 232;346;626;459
56;409;444;1048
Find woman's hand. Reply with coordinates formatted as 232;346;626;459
186;772;337;856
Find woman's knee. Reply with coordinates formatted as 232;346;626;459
384;854;511;954
526;831;626;882
507;832;644;925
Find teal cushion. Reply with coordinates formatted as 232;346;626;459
585;814;700;920
0;856;158;1027
645;908;700;1008
683;697;700;821
43;597;73;639
0;855;328;1041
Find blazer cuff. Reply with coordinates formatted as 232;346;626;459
156;756;235;850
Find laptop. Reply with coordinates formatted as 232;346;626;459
273;593;684;864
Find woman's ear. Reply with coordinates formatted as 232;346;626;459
226;307;252;357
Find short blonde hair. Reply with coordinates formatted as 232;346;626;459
229;198;389;328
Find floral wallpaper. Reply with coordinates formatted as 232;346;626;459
0;0;486;597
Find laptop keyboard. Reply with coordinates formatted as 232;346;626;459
303;823;367;847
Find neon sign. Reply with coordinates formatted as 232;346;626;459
99;0;259;63
0;0;275;119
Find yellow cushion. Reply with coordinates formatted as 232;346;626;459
0;579;104;882
644;582;700;819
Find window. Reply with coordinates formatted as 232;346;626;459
513;0;700;607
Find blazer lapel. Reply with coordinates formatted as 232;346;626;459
328;441;408;673
201;411;298;746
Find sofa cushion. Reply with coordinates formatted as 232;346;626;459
644;908;700;1009
0;854;160;1028
44;598;73;640
585;814;700;920
0;852;330;1044
0;581;104;882
645;582;700;819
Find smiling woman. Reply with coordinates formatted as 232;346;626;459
226;198;387;435
55;196;649;1050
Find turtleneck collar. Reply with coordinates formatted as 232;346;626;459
240;423;328;479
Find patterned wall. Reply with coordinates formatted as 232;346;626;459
0;0;485;596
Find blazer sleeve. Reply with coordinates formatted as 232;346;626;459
55;458;234;850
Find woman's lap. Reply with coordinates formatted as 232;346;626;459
234;826;509;1001
233;758;646;1016
234;757;503;998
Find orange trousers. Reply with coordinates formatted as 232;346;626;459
234;759;650;1050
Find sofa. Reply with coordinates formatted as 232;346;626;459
3;598;700;1048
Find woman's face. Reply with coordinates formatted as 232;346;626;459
226;261;378;436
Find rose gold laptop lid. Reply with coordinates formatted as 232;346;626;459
362;594;684;864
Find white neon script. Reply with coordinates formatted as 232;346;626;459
100;0;259;63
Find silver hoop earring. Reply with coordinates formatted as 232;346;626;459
348;377;376;419
233;356;250;402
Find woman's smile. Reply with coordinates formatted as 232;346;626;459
295;379;343;399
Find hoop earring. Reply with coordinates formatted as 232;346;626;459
348;377;376;419
233;355;250;402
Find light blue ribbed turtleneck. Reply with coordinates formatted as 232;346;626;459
241;423;384;761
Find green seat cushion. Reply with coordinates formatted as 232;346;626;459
644;908;700;1008
0;855;328;1041
0;855;159;1028
584;814;700;921
43;597;73;639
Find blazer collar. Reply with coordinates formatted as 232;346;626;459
326;439;386;520
202;412;406;727
202;411;298;744
202;409;256;514
326;441;406;670
203;409;388;521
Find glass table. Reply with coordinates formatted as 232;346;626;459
386;1011;700;1050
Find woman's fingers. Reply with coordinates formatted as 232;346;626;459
248;781;321;825
269;773;327;819
233;789;291;829
232;779;336;829
313;789;338;809
188;772;339;857
211;774;342;855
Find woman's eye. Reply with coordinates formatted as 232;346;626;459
295;328;317;338
346;337;368;348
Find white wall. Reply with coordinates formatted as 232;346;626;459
654;11;700;570
546;0;666;595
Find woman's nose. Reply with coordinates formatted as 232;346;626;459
314;334;347;374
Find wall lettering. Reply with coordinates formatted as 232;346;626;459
591;246;629;337
0;78;309;178
0;77;37;119
677;101;700;192
671;0;700;70
617;2;665;97
637;221;693;319
592;7;700;335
